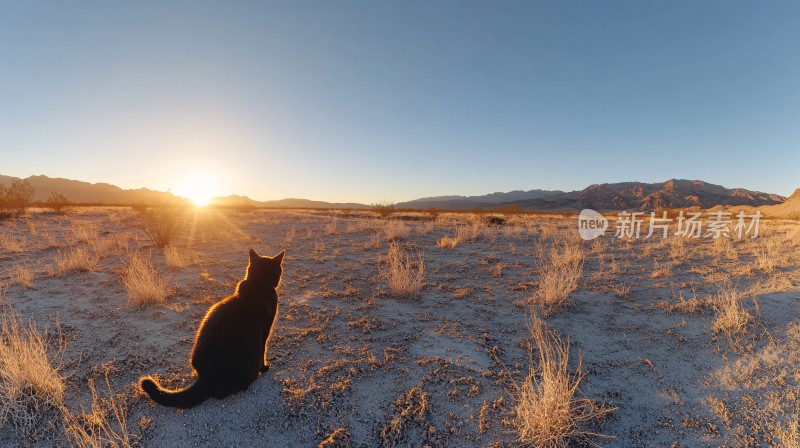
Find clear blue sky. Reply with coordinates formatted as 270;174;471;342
1;1;799;202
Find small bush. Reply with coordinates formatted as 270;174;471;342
122;253;168;307
63;374;137;448
372;201;396;219
511;315;612;447
12;266;34;289
133;202;187;247
0;235;26;253
383;221;410;241
425;207;442;221
164;246;196;269
437;236;458;249
532;241;584;316
0;312;65;440
381;242;425;298
45;192;73;214
0;179;35;218
455;222;481;243
712;283;752;338
72;221;99;244
56;246;100;275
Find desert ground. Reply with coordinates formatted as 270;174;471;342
1;206;799;447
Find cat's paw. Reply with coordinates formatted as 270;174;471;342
260;362;271;373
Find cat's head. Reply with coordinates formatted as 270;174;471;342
247;248;284;288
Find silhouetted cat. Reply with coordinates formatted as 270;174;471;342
140;248;284;408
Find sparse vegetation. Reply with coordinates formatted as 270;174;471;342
12;266;34;289
121;253;168;307
381;242;425;298
383;220;410;241
133;202;188;247
532;241;584;316
510;315;612;447
63;374;137;448
164;246;196;269
436;235;459;249
371;201;396;219
0;179;35;219
0;312;65;440
711;283;752;338
56;246;100;274
45;192;73;214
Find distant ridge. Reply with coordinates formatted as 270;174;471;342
509;179;785;211
0;174;177;204
0;174;789;212
209;195;371;210
396;189;563;210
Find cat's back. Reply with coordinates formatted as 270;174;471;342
199;290;274;334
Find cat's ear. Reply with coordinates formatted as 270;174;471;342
274;250;285;264
249;248;259;261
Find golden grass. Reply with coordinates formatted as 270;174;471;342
511;315;612;447
63;375;137;448
455;222;481;243
0;235;26;253
284;226;296;244
383;221;410;241
381;242;425;298
164;246;196;269
121;253;168;307
712;283;752;338
324;219;338;235
134;203;187;248
436;235;459;249
532;241;584;316
56;246;100;275
12;266;34;289
380;381;430;442
0;312;65;440
72;221;99;243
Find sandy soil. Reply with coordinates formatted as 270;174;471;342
1;207;799;447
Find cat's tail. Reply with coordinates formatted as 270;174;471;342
139;375;210;408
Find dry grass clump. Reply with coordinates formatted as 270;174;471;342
668;237;686;261
121;253;168;307
63;375;137;448
133;202;187;247
437;235;459;249
775;400;800;448
383;220;410;241
752;236;785;273
12;266;34;289
455;222;481;243
712;283;752;338
0;312;65;440
164;246;197;269
284;226;296;244
532;241;584;316
712;236;737;260
380;381;430;442
436;222;482;249
372;201;396;219
72;221;99;243
324;219;338;235
56;246;100;275
0;235;26;253
511;315;612;447
381;242;425;298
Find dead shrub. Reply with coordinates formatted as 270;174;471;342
511;315;613;447
121;253;168;307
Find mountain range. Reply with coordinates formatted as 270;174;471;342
0;174;791;212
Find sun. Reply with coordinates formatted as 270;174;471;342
174;171;218;206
